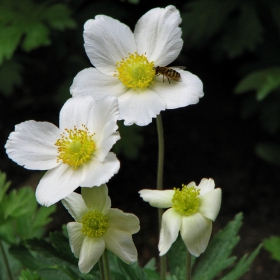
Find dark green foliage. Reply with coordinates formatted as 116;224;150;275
264;236;280;262
255;142;280;165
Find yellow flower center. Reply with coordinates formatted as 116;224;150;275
55;124;95;170
172;184;201;216
115;52;155;90
81;211;109;238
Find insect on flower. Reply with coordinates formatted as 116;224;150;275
154;66;186;83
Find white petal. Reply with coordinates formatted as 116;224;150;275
91;96;120;162
5;121;60;170
70;68;127;99
107;208;140;234
198;178;216;196
79;236;105;273
81;184;111;213
180;213;212;257
59;95;96;130
104;228;138;264
139;189;174;208
159;208;181;256
35;164;86;206
151;71;203;109
134;5;183;66
84;16;136;75
118;88;166;126
80;152;120;187
67;222;85;258
199;188;222;221
62;192;88;221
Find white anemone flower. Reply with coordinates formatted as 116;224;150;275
139;178;221;256
70;5;203;126
62;184;140;273
5;95;120;206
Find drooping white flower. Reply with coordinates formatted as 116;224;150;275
62;184;140;273
139;178;221;256
5;95;120;206
70;5;203;126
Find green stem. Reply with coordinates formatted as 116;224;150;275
98;256;105;280
0;241;13;280
103;249;111;280
156;114;166;280
186;250;192;280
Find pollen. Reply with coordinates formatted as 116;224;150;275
81;211;109;238
115;52;155;90
172;184;201;216
55;124;95;170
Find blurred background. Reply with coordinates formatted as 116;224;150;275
1;0;280;279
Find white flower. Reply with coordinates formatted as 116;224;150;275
62;185;140;273
70;5;203;126
139;178;221;256
5;95;120;206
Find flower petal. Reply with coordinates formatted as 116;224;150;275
70;68;127;99
198;178;216;196
67;222;85;258
5;120;60;170
159;208;181;256
152;71;203;109
35;164;86;206
81;184;111;213
118;88;166;126
107;208;140;234
180;212;212;257
139;189;174;208
90;96;120;162
79;152;120;187
84;16;136;75
134;5;183;66
199;188;222;221
59;95;96;130
62;192;88;221
79;236;105;273
104;228;138;264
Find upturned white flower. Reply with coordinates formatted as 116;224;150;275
62;184;140;273
70;5;203;126
5;95;120;206
139;178;221;256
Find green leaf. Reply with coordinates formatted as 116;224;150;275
192;213;243;280
220;244;262;280
0;171;11;203
255;142;280;165
182;0;238;46
19;269;40;280
264;236;280;262
221;3;263;57
143;258;159;280
235;67;280;100
0;60;22;96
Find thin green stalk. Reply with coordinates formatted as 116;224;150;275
0;241;13;280
99;256;105;280
186;250;192;280
156;114;166;280
103;249;111;280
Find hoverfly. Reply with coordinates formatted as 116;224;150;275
154;66;186;83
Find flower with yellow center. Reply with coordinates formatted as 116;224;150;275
62;185;140;273
70;5;204;126
5;95;120;206
139;178;221;256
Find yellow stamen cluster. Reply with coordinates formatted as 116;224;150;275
172;185;201;216
115;52;155;90
55;124;95;170
81;211;109;238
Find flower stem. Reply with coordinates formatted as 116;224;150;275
156;114;166;280
186;250;192;280
98;256;105;280
0;241;13;280
103;249;111;280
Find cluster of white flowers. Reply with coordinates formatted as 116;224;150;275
5;5;221;274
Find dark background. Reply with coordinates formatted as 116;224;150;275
1;0;280;279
